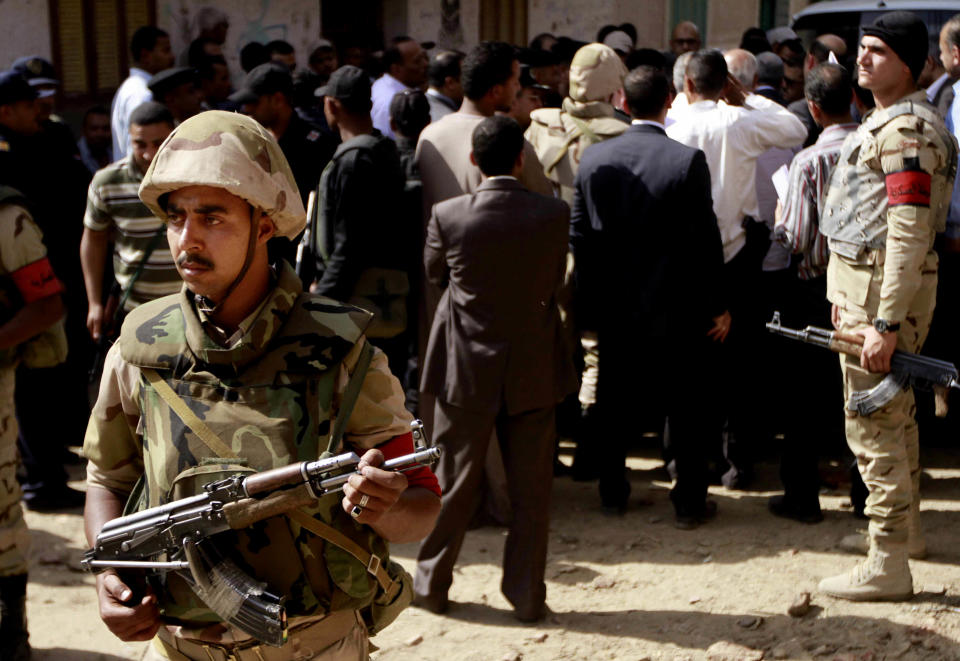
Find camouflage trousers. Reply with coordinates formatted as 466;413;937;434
833;256;937;546
145;610;368;661
0;366;28;576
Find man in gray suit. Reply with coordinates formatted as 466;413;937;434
414;115;575;622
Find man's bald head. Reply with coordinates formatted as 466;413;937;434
807;33;849;70
725;48;757;90
671;22;702;55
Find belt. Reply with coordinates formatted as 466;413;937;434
154;609;361;661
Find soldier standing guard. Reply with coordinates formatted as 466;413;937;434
818;11;958;601
83;111;440;660
0;185;67;660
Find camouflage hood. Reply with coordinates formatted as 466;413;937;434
568;43;627;105
138;110;306;239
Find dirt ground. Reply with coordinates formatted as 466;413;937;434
21;444;960;661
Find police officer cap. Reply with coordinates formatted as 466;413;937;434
228;62;292;105
519;66;548;91
518;47;561;68
0;71;37;106
11;56;59;97
147;67;197;98
315;65;370;101
861;11;928;81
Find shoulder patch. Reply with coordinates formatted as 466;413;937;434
306;130;320;142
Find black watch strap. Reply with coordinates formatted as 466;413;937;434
874;318;901;333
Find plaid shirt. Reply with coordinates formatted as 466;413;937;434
775;122;858;280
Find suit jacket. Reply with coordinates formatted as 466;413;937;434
571;124;726;339
421;177;575;414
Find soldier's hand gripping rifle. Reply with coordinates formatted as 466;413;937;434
766;311;960;417
81;420;440;647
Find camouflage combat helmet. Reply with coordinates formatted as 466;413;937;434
568;43;627;103
139;110;306;239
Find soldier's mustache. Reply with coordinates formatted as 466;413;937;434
177;253;215;269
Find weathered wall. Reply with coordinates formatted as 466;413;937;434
157;0;319;84
0;0;52;68
528;0;667;47
404;0;480;51
708;0;760;51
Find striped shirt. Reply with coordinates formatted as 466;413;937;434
83;157;180;309
775;122;858;280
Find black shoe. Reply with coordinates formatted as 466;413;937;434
21;486;86;512
412;592;449;615
674;500;717;530
768;494;823;524
514;603;550;623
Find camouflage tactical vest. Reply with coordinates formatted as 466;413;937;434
820;98;957;260
118;264;387;624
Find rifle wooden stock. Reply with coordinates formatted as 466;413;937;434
223;483;318;530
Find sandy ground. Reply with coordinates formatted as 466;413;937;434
20;445;960;661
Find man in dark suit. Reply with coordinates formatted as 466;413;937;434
414;115;575;622
571;66;728;527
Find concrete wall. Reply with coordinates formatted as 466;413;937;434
157;0;319;85
403;0;480;51
0;0;52;68
528;0;667;47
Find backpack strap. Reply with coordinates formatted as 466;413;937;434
324;340;375;455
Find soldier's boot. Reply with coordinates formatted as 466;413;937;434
818;540;913;602
838;499;927;560
0;573;31;660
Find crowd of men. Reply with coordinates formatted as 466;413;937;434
0;7;956;660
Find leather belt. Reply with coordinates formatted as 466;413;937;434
154;609;360;661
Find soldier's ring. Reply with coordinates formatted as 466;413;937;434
359;494;370;508
350;505;363;518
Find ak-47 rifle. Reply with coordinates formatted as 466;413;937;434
82;420;440;647
766;311;960;417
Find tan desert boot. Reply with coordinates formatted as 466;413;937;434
818;542;913;601
838;502;927;559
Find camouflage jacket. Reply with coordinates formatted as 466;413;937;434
526;100;628;205
822;92;958;322
84;262;413;633
0;187;66;368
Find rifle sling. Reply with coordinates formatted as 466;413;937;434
141;340;393;593
142;367;238;459
287;508;396;594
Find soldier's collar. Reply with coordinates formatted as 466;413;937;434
183;263;301;370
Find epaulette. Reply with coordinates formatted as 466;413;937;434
306;130;320;142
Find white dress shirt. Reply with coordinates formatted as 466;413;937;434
110;68;153;161
371;72;409;140
666;93;806;262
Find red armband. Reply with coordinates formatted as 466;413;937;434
10;257;63;303
378;431;442;497
886;170;931;207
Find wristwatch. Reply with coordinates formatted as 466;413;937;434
873;318;901;334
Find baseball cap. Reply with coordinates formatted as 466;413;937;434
11;56;59;97
315;65;370;101
228;62;293;104
0;71;38;106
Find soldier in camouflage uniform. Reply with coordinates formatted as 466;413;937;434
525;43;628;480
0;184;67;661
83;110;441;660
817;12;958;601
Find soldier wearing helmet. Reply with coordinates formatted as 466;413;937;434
82;110;441;660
